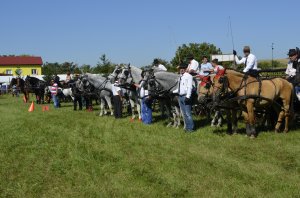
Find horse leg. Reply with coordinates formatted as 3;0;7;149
275;110;285;133
226;110;233;135
242;111;251;136
217;111;223;127
105;96;113;116
175;106;181;128
129;99;136;120
246;101;257;138
283;99;291;133
211;111;217;127
136;99;141;120
232;109;238;134
99;98;105;116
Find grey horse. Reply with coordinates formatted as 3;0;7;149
81;73;114;116
141;69;183;128
117;64;142;120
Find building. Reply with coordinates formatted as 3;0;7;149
0;56;43;76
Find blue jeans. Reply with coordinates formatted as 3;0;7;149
141;97;152;124
52;94;60;108
178;96;194;131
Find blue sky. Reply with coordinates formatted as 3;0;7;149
1;0;299;66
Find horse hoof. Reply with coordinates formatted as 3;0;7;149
284;129;289;133
250;135;256;139
130;118;134;122
275;129;280;133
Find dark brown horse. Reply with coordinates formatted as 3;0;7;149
10;77;26;100
212;69;293;137
198;74;238;134
24;76;46;104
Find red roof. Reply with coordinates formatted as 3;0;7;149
0;56;43;65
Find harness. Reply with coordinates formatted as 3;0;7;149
213;70;287;112
142;70;178;98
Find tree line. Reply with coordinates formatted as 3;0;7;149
40;42;287;79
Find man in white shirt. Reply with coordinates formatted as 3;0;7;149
153;59;167;71
173;63;194;132
233;46;258;73
112;81;123;118
186;55;199;75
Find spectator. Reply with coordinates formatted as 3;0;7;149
112;81;123;118
50;80;60;108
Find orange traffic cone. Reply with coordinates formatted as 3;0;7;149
42;105;49;112
28;101;34;112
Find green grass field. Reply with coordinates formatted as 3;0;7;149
0;95;299;197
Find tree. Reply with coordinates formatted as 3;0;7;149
41;62;80;82
93;54;115;74
80;64;93;73
171;42;222;67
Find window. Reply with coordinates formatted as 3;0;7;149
6;69;12;75
31;69;37;75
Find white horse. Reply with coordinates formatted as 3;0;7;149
81;73;113;116
118;64;142;120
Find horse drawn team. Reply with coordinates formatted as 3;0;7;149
9;46;300;138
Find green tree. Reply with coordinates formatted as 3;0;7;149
80;64;93;73
93;54;115;74
41;62;80;82
171;42;222;67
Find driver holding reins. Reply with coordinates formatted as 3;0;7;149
233;46;258;73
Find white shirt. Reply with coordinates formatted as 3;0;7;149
285;60;299;77
235;53;258;72
112;84;121;96
200;62;213;76
140;87;149;98
173;72;193;98
187;59;199;73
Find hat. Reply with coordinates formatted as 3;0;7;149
288;49;297;57
178;63;188;69
153;59;159;65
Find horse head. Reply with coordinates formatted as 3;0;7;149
108;65;122;83
211;69;231;103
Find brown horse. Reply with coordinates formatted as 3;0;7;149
212;69;293;137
